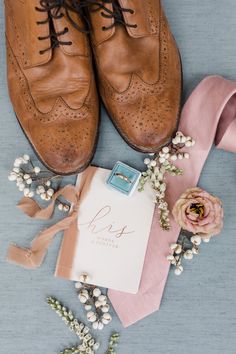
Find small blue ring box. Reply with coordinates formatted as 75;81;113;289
107;161;141;196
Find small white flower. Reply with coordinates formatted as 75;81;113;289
170;154;177;161
150;160;157;167
92;321;99;330
26;178;32;185
75;282;83;289
23;188;30;197
174;136;181;144
178;153;183;160
184;153;190;159
159;157;166;164
191;235;202;246
175;265;183;276
23;174;31;180
144;158;151;165
192;247;199;255
184;250;193;260
34;166;41;174
18;183;25;191
23;154;30;161
46;180;51;187
101;304;110;313
47;188;54;197
85;304;92;311
87;312;97;323
93;288;102;298
162;146;169;154
78;294;88;304
98;321;104;330
40;193;47;200
28;191;35;198
185;141;192;147
14;158;22;167
8;174;17;181
180;136;187;144
13;167;20;173
167;255;175;262
95;301;102;308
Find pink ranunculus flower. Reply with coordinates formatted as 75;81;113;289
172;187;224;239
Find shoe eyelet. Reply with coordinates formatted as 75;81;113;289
64;27;69;33
130;9;135;14
102;26;107;31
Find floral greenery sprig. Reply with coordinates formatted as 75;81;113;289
167;232;208;275
8;154;69;212
138;132;195;230
76;276;112;331
47;297;100;353
105;333;120;354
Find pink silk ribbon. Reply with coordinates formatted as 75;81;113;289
7;75;236;327
7;167;97;268
108;75;236;327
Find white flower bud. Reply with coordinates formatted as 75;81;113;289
98;322;104;330
175;266;183;276
23;154;30;161
191;235;202;246
95;301;102;308
101;304;110;313
203;237;211;243
85;304;92;311
18;183;25;191
184;250;193;260
166;255;175;262
46;180;51;187
159;157;166;164
92;321;99;330
170;154;177;161
185;141;192;147
144;158;151;165
23;174;31;180
8;174;17;181
87;312;97;322
102;313;112;322
184;153;190;159
34;166;41;174
23;188;30;197
150;160;157;167
162;146;169;154
47;188;54;197
78;294;88;304
28;191;35;198
26;178;32;185
93;288;102;298
40;193;47;200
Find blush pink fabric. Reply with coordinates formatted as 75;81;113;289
108;75;236;327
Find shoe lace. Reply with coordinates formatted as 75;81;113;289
35;0;90;55
85;0;137;31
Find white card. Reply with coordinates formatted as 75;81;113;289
56;167;155;294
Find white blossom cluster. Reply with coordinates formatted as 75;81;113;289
8;154;69;212
47;297;100;354
139;132;195;230
76;276;112;331
167;234;211;275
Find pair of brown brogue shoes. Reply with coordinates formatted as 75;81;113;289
5;0;182;175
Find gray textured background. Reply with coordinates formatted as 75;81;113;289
0;1;236;353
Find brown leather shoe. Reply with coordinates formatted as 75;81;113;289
87;0;182;152
5;0;99;175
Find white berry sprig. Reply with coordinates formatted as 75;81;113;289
75;275;112;331
138;132;195;230
8;154;69;212
47;297;100;354
167;232;210;276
